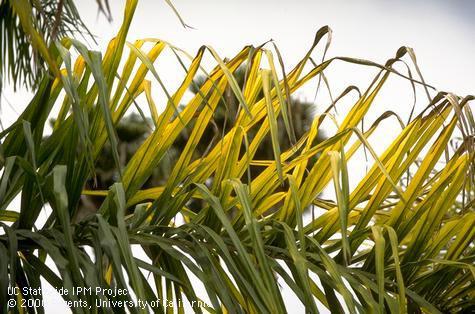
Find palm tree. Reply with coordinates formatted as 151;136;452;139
0;1;473;313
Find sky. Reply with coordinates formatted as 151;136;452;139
2;0;474;312
78;0;475;94
3;0;474;147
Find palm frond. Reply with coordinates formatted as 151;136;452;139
0;1;474;313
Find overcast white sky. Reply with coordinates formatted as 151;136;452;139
3;0;474;141
2;0;474;312
2;0;474;123
79;0;475;93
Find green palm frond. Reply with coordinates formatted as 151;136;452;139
0;0;99;91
